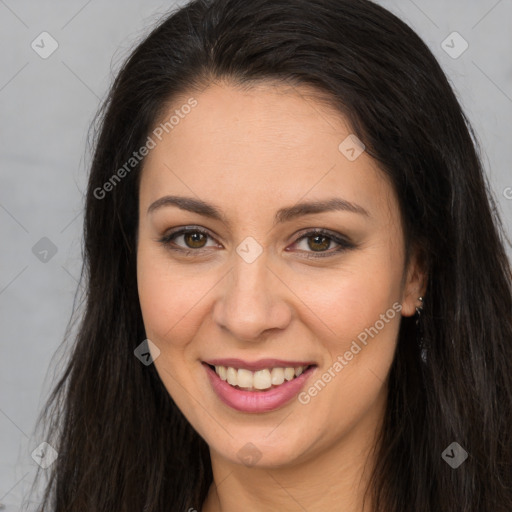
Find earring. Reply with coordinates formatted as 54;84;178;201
415;296;427;362
415;296;424;324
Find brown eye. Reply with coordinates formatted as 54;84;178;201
289;229;355;259
182;231;208;249
159;227;218;252
306;234;331;252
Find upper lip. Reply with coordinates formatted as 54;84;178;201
203;358;317;371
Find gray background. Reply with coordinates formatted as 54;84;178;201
0;0;511;509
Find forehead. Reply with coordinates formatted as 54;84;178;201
139;82;395;222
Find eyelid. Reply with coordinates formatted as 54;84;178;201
292;227;352;245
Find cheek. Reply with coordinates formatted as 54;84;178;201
137;249;169;339
290;246;403;406
137;244;221;352
136;246;206;409
302;276;401;390
137;245;186;345
292;246;404;347
293;281;401;448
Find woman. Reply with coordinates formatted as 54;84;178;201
29;0;512;510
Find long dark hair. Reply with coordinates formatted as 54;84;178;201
28;0;512;510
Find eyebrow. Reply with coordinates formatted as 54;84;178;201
147;195;370;226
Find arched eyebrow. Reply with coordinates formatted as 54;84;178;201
147;195;370;227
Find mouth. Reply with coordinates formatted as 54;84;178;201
202;360;318;413
203;362;317;392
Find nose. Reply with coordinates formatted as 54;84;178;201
212;252;292;342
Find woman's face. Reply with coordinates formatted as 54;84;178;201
137;82;423;469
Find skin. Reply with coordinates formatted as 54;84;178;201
136;81;426;512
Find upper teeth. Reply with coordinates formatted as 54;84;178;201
214;365;307;390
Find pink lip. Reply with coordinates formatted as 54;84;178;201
203;362;317;413
204;358;316;371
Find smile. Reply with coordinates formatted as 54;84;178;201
202;361;317;413
210;364;312;391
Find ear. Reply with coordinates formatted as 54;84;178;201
401;246;428;317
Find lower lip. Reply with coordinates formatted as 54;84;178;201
203;363;316;413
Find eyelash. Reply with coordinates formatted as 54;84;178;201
158;226;355;259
